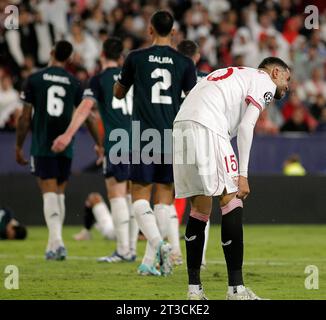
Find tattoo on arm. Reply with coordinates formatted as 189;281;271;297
16;104;32;148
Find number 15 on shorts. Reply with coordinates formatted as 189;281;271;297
224;155;238;173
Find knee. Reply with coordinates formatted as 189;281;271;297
86;193;103;207
220;194;243;215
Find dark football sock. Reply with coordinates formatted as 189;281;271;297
221;206;244;286
185;216;207;285
84;206;96;230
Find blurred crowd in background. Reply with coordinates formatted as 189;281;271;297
0;0;326;135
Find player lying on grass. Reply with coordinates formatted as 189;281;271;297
0;207;27;240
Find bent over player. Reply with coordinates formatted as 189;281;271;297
173;57;290;299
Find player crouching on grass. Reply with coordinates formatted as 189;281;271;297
173;57;290;300
0;207;27;240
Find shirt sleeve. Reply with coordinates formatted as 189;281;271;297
20;76;34;105
117;52;135;89
82;75;101;104
245;73;276;112
181;58;197;93
237;103;261;177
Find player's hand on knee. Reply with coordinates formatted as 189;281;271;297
15;147;28;165
51;134;71;153
236;175;250;200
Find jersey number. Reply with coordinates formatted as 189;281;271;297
224;155;238;173
112;86;133;115
47;85;66;117
151;68;172;104
207;67;245;81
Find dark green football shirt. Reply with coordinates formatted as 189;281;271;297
118;45;196;152
21;66;82;158
0;208;12;239
83;67;132;155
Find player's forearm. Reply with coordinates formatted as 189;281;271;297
65;99;94;138
85;115;103;147
236;104;260;177
237;122;255;178
113;82;128;99
16;116;30;148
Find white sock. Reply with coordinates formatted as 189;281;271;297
228;285;246;295
142;241;157;266
43;192;63;251
154;204;170;239
167;205;181;255
202;220;210;265
92;202;115;240
58;194;65;225
133;199;162;251
126;194;138;256
189;284;202;292
110;197;130;256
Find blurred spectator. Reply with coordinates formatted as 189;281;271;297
34;10;55;66
283;154;306;176
67;21;99;73
255;108;279;135
303;68;326;104
0;75;22;130
310;94;326;120
231;27;259;67
280;107;310;133
282;91;317;131
37;0;69;40
315;108;326;133
5;6;38;67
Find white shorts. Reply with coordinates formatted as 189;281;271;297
173;121;239;198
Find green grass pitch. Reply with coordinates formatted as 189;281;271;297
0;225;325;300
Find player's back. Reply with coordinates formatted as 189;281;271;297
175;67;276;139
22;66;81;158
124;45;196;134
86;67;132;152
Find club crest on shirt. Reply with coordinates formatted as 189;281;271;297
264;91;273;105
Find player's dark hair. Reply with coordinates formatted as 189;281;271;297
54;40;73;62
177;40;199;58
13;225;27;240
258;57;289;70
150;10;174;36
102;37;123;60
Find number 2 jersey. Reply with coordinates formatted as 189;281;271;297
21;66;82;158
83;67;132;155
174;67;277;140
118;45;197;137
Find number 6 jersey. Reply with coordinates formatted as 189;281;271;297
174;67;277;140
117;45;196;141
20;66;82;158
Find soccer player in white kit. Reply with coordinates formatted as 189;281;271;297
173;57;290;300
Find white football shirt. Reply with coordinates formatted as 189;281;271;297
174;67;277;139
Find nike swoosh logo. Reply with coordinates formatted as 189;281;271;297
170;215;177;219
122;220;129;224
221;240;232;246
50;212;59;218
142;211;153;215
185;235;197;242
